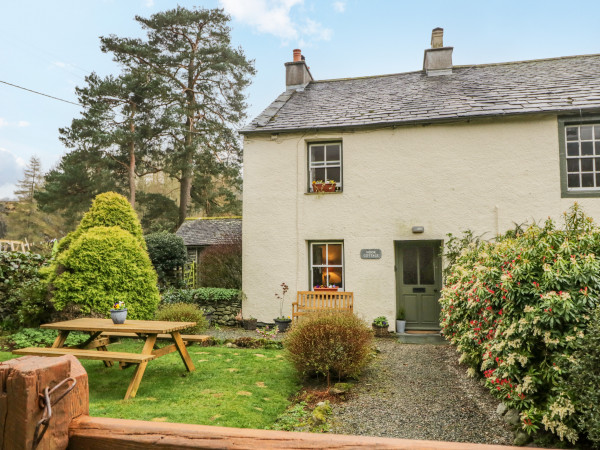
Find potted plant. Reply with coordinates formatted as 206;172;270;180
110;301;127;324
274;282;292;332
372;316;389;337
313;284;339;292
396;308;406;334
243;317;258;330
312;179;336;193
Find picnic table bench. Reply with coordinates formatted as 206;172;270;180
13;318;197;400
292;291;354;321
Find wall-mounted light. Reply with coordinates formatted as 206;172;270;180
412;226;424;234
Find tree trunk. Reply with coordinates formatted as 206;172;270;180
178;69;196;226
128;108;136;207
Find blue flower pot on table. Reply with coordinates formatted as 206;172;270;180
110;308;128;324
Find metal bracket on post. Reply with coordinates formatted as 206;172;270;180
32;377;77;449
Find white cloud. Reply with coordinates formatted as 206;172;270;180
220;0;332;44
144;0;154;7
333;1;345;13
0;118;30;128
0;148;25;199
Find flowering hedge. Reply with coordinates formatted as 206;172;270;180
440;205;600;444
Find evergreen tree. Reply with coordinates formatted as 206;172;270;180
35;148;125;229
59;71;167;207
101;6;255;225
6;156;64;243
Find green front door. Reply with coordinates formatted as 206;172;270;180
395;241;442;331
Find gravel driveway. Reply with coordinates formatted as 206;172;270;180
330;339;514;445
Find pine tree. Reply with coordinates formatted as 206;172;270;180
101;6;255;225
14;156;43;201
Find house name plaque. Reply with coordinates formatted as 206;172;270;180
360;249;382;259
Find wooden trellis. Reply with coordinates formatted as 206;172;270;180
0;239;30;252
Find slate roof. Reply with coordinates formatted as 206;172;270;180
241;54;600;134
175;217;241;247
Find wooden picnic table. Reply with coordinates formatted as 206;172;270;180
13;318;196;400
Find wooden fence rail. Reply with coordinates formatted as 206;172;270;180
0;355;530;450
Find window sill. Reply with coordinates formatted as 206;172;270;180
305;191;343;195
561;189;600;198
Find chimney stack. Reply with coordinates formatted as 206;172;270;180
423;28;453;76
285;49;313;90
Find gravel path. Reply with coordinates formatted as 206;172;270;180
330;339;514;445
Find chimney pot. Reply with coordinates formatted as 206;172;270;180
431;27;444;48
285;49;313;89
423;28;453;76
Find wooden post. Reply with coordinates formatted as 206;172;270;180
0;355;88;450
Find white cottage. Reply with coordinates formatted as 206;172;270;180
240;29;600;331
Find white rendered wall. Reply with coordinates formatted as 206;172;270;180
242;115;600;323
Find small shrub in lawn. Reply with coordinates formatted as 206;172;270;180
231;337;262;348
10;328;88;349
155;303;208;334
283;311;373;385
144;232;186;287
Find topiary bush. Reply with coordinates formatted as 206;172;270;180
283;311;374;385
145;232;186;287
440;204;600;445
197;238;241;289
52;226;160;319
56;191;146;255
155;303;208;334
0;251;48;331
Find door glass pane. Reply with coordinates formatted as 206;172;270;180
312;244;325;265
403;247;418;285
311;146;324;162
327;244;342;265
419;247;435;285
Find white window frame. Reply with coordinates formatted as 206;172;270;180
310;241;344;290
308;142;342;191
564;122;600;191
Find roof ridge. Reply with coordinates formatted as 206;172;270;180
311;53;600;84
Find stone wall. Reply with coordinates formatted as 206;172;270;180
197;298;242;326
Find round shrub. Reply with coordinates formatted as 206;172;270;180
145;232;186;287
283;311;374;385
52;226;160;319
56;192;145;255
440;205;600;445
155;303;208;334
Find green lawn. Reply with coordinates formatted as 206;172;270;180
0;340;300;429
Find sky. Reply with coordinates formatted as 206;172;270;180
1;0;600;199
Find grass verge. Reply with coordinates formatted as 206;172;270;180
0;339;300;429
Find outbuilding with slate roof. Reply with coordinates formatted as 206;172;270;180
240;28;600;331
176;217;241;264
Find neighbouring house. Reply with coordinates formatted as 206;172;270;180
240;28;600;331
175;217;242;282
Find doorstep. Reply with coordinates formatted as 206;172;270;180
397;331;448;345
